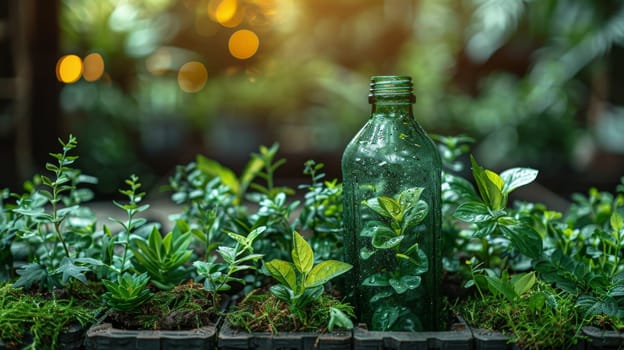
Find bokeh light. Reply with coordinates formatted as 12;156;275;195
56;54;83;83
145;47;173;75
215;0;237;25
178;61;208;93
228;29;259;59
82;53;105;81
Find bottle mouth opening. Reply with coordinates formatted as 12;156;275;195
369;75;415;103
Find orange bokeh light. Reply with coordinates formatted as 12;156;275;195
178;61;208;93
82;53;105;81
56;54;82;83
228;29;259;59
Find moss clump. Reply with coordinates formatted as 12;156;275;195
107;280;218;330
0;282;100;350
227;290;354;334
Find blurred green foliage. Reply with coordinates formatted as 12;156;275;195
58;0;624;194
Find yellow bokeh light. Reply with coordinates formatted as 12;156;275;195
178;61;208;93
56;54;82;83
82;53;105;82
215;0;237;25
228;29;259;59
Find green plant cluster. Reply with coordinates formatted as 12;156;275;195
440;136;624;348
3;133;624;349
0;136;353;348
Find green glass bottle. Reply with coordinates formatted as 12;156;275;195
341;75;442;331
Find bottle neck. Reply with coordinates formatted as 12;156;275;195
368;75;415;106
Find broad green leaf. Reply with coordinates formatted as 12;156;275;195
265;259;297;290
484;170;505;210
270;284;294;302
305;260;352;288
372;228;404;249
292;231;314;274
453;202;493;223
402;201;429;229
511;272;536;296
485;275;518;302
470;155;505;210
499;224;543;260
360;221;386;237
378;196;403;221
389;278;408;294
360;247;375;260
611;212;624;232
398;187;424;208
372;305;400;331
500;167;538;194
363;198;392;218
400;275;422;290
362;273;390;287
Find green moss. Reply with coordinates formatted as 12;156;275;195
0;282;100;349
227;291;354;334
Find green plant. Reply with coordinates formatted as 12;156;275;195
130;220;193;290
453;155;543;270
247;143;294;200
358;187;431;331
235;231;353;332
168;160;240;256
105;174;150;276
534;182;624;330
10;135;103;290
296;160;344;261
462;261;582;348
194;226;265;309
102;272;152;312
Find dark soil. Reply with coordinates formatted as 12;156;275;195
106;280;219;330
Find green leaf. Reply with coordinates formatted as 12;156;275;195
610;212;623;232
370;291;393;302
291;231;314;274
55;257;89;284
196;155;240;196
265;259;297;290
454;201;493;223
372;228;404;249
500;167;538;194
363;197;392;219
328;307;354;332
14;263;49;289
400;275;422;290
270;284;294;302
360;247;375;260
378;196;403;221
305;260;352;288
362;273;390;287
389;278;408;294
398;187;424;208
402;201;429;229
485;275;518;302
511;272;536;296
470;155;505;210
499;224;543;260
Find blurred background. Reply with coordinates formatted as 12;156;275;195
1;0;624;200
